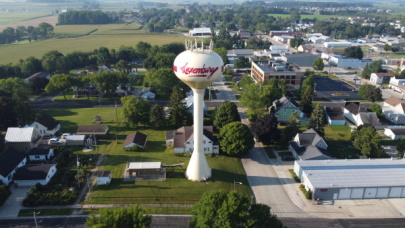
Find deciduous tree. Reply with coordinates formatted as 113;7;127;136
312;57;324;71
90;71;128;98
219;122;254;156
213;100;240;130
300;86;313;116
342;46;363;59
121;96;151;126
282;112;300;144
352;125;383;158
149;104;166;129
251;113;280;145
86;205;151;228
45;74;73;101
239;82;265;121
358;84;382;102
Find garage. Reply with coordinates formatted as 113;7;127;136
294;159;405;200
389;187;403;198
351;188;364;199
339;189;352;199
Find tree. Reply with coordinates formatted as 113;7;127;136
12;89;35;126
189;189;283;228
143;52;176;70
0;96;17;130
358;84;382;102
308;104;325;137
95;47;112;65
86;205;151;228
396;138;405;158
19;56;42;77
136;41;152;59
213;100;241;130
290;11;301;23
144;68;182;98
168;86;192;128
300;86;313;116
115;60;131;74
41;50;68;74
213;47;229;65
289;37;304;48
362;60;384;79
45;74;73;101
90;71;128;98
342;46;363;60
121;96;150;126
312;58;324;71
239;82;265;121
149;104;166;129
384;44;392;52
251;113;280;145
261;78;282;110
219;122;254;156
368;103;383;118
37;22;54;37
282;112;300;144
352;125;383;158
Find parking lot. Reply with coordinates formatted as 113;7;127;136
314;77;361;100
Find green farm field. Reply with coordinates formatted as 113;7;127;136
0;12;50;25
0;23;186;65
268;13;349;20
41;107;251;208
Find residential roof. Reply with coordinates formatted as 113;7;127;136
358;112;380;126
295;159;405;188
66;135;86;141
127;162;161;170
290;141;332;160
5;127;37;142
384;96;405;107
284;53;318;67
76;125;109;134
13;164;56;180
35;114;60;130
29;148;51;156
124;132;147;147
169;126;218;148
373;73;392;77
25;72;50;82
344;102;367;115
324;106;345;121
274;96;300;111
389;128;405;135
96;170;111;177
0;147;26;177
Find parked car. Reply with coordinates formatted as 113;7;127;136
281;156;295;161
49;138;62;144
61;133;71;139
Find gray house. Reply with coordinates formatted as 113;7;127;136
289;129;332;160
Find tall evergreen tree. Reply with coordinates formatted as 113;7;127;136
251;113;280;145
149;104;166;129
300;86;313;116
309;104;325;137
168;86;192;128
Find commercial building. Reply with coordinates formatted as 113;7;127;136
324;42;352;48
251;60;303;89
294;159;405;200
189;28;211;37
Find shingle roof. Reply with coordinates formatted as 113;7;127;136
13;164;55;180
384;96;405;107
358;112;380;126
5;127;36;142
170;126;217;149
96;171;111;177
128;162;161;170
35;114;60;130
373;73;392;77
25;72;50;82
289;142;332;160
389;128;405;135
124;132;147;147
324;106;345;120
0;147;26;177
344;102;367;115
29;148;51;156
76;125;108;134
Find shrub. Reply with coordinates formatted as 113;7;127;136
299;184;312;200
0;183;11;206
288;169;300;183
124;144;143;152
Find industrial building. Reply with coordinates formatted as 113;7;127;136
294;159;405;200
251;60;303;89
189;28;211;37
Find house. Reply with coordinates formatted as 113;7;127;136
31;114;61;136
98;64;113;72
76;125;109;136
0;147;27;186
141;91;155;100
297;44;314;53
226;49;255;64
323;104;345;125
269;31;291;38
289;128;332;160
166;126;219;154
28;148;54;161
96;171;112;185
189;27;211;37
185;92;208;114
370;73;392;84
382;96;405;124
343;102;380;126
272;96;307;123
123;132;147;149
384;128;405;140
24;72;50;84
5;127;42;153
13;164;57;187
125;162;166;180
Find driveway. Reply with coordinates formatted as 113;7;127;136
0;185;30;218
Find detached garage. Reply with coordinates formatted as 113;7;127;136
294;159;405;200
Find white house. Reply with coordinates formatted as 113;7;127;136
29;148;54;161
123;132;147;149
288;128;332;160
270;44;289;54
189;27;211;37
166;126;219;154
96;171;112;185
31;114;60;136
384;128;405;140
0;147;27;186
343;102;380;126
185;92;208;114
5;127;43;153
13;164;57;187
370;73;392;84
382;96;405;124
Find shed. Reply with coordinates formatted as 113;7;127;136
324;106;345;125
65;135;86;146
96;171;112;185
76;125;109;136
13;164;57;187
294;159;405;200
126;162;165;180
123;132;147;149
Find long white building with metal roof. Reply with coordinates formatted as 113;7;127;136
294;159;405;200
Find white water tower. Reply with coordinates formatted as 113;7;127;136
173;40;224;181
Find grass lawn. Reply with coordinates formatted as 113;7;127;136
18;209;73;217
0;23;186;65
40;107;251;207
324;125;360;159
263;146;276;159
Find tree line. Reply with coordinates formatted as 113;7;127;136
0;22;53;45
58;10;120;25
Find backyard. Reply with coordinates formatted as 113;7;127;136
324;125;360;159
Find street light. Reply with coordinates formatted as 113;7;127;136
234;179;242;191
33;212;40;228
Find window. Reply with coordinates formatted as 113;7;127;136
203;140;206;144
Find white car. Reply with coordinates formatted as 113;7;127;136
49;138;62;144
61;133;70;139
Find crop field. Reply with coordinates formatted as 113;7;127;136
0;23;186;65
268;13;349;20
41;107;251;209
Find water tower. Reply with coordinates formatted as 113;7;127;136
173;40;224;181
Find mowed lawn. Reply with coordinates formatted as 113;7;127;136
324;125;360;159
42;107;251;206
0;23;186;64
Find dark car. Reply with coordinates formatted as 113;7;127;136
281;156;295;161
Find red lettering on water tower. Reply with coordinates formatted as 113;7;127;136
173;62;220;79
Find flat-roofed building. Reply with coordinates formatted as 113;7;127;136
294;159;405;200
251;60;303;89
189;27;211;37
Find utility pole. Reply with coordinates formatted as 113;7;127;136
77;155;80;189
33;212;40;228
